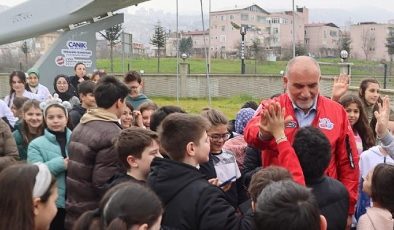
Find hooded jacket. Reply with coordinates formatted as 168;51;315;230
357;207;394;230
148;157;254;230
65;108;123;229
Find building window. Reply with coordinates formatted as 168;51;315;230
241;14;249;21
221;15;226;21
257;16;266;23
221;26;225;31
330;30;337;37
230;15;234;20
273;28;279;34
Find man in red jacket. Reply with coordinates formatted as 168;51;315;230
244;56;359;229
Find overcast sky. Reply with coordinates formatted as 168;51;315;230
1;0;394;14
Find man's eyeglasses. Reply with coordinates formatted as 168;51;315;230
209;133;231;142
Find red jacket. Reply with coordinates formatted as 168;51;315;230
244;93;359;214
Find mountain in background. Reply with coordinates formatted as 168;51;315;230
1;4;393;45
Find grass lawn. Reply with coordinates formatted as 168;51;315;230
97;57;383;75
151;95;259;119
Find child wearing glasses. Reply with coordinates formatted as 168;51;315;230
200;108;242;208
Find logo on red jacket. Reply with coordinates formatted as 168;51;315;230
285;121;297;128
318;118;334;130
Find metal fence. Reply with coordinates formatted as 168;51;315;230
2;72;394;102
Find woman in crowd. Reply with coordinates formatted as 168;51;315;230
4;70;39;108
0;163;58;230
13;99;44;160
69;62;89;90
53;74;79;106
73;182;163;230
28;97;72;230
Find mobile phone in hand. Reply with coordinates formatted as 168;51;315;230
219;176;236;187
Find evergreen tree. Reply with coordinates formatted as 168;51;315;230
179;37;193;56
150;21;166;73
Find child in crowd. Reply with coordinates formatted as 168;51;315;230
339;94;375;153
339;95;394;220
26;68;51;102
13;99;44;160
119;102;134;129
66;76;130;229
223;107;255;171
148;113;253;229
10;96;29;122
0;163;58;230
4;71;40;108
110;127;161;186
357;164;394;230
255;180;327;230
123;71;151;109
74;182;163;230
28;95;72;230
293;126;349;230
0;99;18;129
90;70;106;84
149;105;185;132
200;108;242;207
248;166;292;211
69;80;96;130
138;101;158;129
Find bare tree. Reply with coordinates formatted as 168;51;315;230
99;24;123;73
361;28;376;61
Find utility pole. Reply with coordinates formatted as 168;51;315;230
292;0;296;58
240;26;246;74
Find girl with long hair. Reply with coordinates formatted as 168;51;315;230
0;163;58;230
12;99;44;160
4;70;40;108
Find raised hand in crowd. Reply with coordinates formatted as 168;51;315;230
375;95;390;137
331;73;350;101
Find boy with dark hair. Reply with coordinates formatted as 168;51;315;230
111;127;161;185
149;105;185;132
123;71;151;109
66;76;130;229
248;166;292;209
148;113;253;230
293;126;349;230
68;80;96;129
255;180;327;230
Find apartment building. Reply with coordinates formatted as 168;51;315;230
209;4;308;59
350;22;392;61
305;23;340;57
